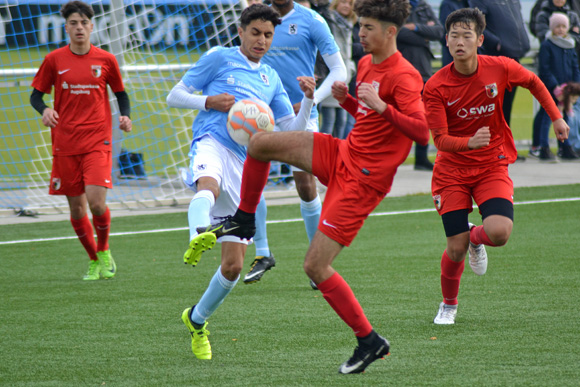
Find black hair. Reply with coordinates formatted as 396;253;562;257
240;3;282;29
60;1;94;20
445;8;486;36
353;0;410;28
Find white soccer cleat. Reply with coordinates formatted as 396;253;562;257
434;302;457;325
468;223;488;275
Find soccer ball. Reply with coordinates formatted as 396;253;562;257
227;99;275;146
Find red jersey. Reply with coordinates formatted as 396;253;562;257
339;52;425;193
32;45;125;156
423;55;561;167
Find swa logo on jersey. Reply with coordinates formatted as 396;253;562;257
457;103;495;118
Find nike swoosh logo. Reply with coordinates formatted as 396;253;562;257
245;270;264;280
58;69;70;75
447;98;460;106
221;225;239;233
322;219;337;229
340;360;365;374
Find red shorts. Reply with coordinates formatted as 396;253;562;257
49;151;112;196
431;162;513;216
312;133;387;246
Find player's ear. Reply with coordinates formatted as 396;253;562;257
477;33;484;48
238;26;244;39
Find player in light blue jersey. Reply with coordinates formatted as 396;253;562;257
245;0;347;287
166;4;316;360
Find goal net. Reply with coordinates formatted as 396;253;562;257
0;0;294;214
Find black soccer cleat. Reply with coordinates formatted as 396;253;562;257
243;254;276;284
338;334;390;374
196;215;256;240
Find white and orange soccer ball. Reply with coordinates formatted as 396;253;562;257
227;99;275;146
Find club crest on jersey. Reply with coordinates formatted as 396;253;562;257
92;65;102;78
260;73;269;85
485;83;498;98
52;178;61;191
433;194;441;210
289;24;298;35
372;81;380;92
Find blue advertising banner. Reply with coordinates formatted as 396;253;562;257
0;0;239;48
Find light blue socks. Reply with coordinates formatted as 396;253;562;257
188;190;215;241
300;194;322;242
253;194;271;257
190;266;239;325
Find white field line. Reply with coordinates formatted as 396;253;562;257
1;197;579;246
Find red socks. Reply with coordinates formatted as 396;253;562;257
70;215;97;260
317;272;373;338
239;155;270;214
92;207;111;252
440;250;464;305
470;225;496;246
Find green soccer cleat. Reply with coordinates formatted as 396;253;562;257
181;307;212;360
83;259;101;281
97;250;117;279
183;232;217;266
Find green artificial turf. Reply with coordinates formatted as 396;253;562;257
1;184;579;385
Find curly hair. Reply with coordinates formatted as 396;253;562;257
353;0;410;28
240;3;282;29
60;1;94;20
445;8;486;36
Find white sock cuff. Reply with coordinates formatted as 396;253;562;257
216;266;239;289
193;189;216;206
300;194;321;209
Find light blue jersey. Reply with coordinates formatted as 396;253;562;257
262;3;340;120
181;46;294;161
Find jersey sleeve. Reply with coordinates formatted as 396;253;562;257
269;75;295;121
392;72;425;116
310;11;340;56
106;54;125;93
505;57;562;122
423;79;447;130
181;47;223;90
31;55;56;94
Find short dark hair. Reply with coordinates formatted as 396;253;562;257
445;8;486;36
60;1;94;20
240;4;282;29
353;0;410;28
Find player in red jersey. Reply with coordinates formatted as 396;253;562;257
193;0;429;374
30;1;132;281
423;8;569;324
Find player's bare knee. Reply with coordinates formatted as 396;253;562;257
446;243;468;262
247;132;270;160
488;228;511;246
221;261;243;280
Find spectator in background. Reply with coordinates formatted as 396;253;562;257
397;0;444;171
534;0;580;42
468;0;530;162
533;12;580;160
318;0;357;139
439;0;468;67
564;83;580;153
